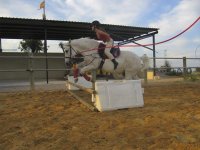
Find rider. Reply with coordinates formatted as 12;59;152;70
91;20;118;70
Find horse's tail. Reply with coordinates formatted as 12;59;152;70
140;54;150;71
137;54;150;78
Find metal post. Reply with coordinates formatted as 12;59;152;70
91;70;96;90
28;52;35;91
69;39;72;59
44;27;48;84
144;69;148;84
42;0;48;84
0;38;2;53
183;57;187;76
152;35;156;76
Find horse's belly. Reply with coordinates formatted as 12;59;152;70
102;60;115;72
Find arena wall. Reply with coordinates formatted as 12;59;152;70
0;52;66;80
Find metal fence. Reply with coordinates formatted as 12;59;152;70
0;55;200;90
149;57;200;76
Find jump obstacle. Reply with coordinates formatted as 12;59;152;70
66;71;144;112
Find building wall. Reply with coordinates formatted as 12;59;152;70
0;52;66;80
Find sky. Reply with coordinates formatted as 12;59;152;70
0;0;200;67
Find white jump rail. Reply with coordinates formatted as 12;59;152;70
66;76;98;111
66;72;144;112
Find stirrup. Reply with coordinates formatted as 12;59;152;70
114;62;118;70
99;59;105;70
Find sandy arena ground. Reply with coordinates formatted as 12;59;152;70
0;80;200;150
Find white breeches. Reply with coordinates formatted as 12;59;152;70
105;39;114;60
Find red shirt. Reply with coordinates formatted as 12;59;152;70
95;28;111;42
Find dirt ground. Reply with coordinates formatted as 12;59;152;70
0;80;200;150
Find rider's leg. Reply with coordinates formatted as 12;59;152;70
111;59;118;70
105;39;118;70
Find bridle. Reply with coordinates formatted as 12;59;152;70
65;40;84;65
64;40;100;67
68;40;79;58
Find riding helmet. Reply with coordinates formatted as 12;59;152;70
91;20;100;27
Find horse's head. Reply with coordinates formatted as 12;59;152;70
60;38;99;74
59;41;84;69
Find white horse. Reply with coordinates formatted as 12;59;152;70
61;38;149;81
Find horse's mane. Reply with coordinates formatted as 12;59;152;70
71;37;99;50
72;37;98;43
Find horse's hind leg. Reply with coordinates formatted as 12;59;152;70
112;72;124;79
137;70;145;79
125;70;133;80
132;75;139;80
125;69;140;80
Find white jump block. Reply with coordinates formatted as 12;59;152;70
93;80;144;112
67;76;92;90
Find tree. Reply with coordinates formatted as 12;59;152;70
19;39;44;53
164;60;171;72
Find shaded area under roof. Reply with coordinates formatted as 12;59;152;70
0;17;158;41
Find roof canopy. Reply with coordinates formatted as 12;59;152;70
0;17;158;41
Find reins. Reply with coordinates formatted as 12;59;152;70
67;40;100;67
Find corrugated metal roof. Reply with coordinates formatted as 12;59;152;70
0;17;158;41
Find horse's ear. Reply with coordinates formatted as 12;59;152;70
59;42;64;52
59;42;63;47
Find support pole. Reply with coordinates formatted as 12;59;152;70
44;27;48;84
91;70;96;88
91;70;96;102
0;38;2;53
43;1;48;84
183;57;187;76
28;52;35;91
144;69;148;84
152;35;156;76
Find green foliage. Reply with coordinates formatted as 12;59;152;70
196;68;200;72
19;39;44;53
164;60;171;72
166;70;182;76
184;72;200;81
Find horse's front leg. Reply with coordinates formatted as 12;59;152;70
80;64;96;82
72;61;87;82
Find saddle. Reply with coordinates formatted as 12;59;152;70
98;43;120;59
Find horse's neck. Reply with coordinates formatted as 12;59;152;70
72;39;99;55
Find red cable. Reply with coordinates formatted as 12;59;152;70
81;16;200;53
154;16;200;45
122;16;200;47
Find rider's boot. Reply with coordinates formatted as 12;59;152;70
112;59;118;70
